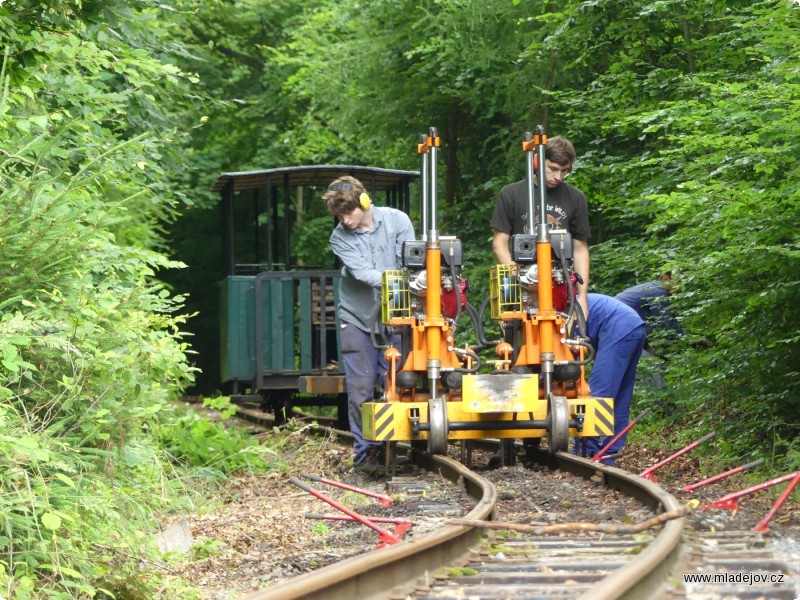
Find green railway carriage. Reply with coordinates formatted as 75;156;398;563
211;165;418;426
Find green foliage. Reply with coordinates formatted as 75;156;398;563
0;0;207;596
153;400;271;473
191;537;226;560
550;0;800;466
312;521;330;537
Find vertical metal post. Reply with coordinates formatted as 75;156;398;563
253;187;260;267
282;172;291;271
425;127;442;397
429;127;438;236
524;132;536;237
221;179;235;277
266;178;275;269
526;126;555;394
418;134;429;241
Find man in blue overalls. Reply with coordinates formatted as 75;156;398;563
580;293;647;464
614;275;684;358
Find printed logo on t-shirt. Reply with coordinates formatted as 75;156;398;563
521;206;566;233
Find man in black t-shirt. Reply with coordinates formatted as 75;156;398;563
490;135;591;317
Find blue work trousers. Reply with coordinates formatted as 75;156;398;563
339;322;398;465
583;325;646;459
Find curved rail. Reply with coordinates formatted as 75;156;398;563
551;451;686;600
242;451;496;600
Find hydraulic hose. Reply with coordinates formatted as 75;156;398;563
559;254;594;365
465;302;490;349
369;305;389;350
473;297;504;348
561;254;577;323
452;347;482;373
565;336;595;365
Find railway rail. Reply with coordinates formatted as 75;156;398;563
223;406;797;600
236;411;764;600
238;436;682;600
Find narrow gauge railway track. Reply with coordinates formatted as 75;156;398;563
233;405;689;600
225;405;800;599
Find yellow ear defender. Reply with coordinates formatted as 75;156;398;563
328;181;371;210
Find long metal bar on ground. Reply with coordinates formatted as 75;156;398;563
234;407;686;600
241;447;686;600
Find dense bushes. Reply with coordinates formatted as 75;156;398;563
0;1;202;596
1;0;798;596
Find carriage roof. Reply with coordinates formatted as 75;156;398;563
211;164;419;193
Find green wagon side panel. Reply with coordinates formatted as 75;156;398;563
220;276;257;382
281;279;295;369
221;272;343;388
299;279;312;372
267;278;283;372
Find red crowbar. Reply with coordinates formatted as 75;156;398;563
702;471;799;511
305;513;414;537
753;472;800;533
290;477;401;547
639;432;716;482
680;459;764;492
300;472;393;507
592;408;651;463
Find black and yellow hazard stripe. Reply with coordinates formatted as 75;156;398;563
371;402;396;441
589;397;614;436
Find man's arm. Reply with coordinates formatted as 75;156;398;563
330;236;384;288
393;212;416;264
492;230;513;264
573;238;590;318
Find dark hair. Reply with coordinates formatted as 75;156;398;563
545;136;576;166
322;176;365;216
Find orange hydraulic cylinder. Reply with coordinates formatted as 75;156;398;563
384;346;401;402
425;245;443;362
536;241;556;354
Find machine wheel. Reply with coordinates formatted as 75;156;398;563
548;393;570;454
427;396;449;455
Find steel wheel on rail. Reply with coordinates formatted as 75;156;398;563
548;393;570;454
427;396;449;455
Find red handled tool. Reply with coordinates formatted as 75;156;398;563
305;513;414;537
702;471;799;512
753;472;800;533
300;472;393;507
290;477;401;547
639;432;716;482
680;459;764;492
592;408;651;463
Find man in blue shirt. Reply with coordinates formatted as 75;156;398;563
323;176;415;470
581;293;647;463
